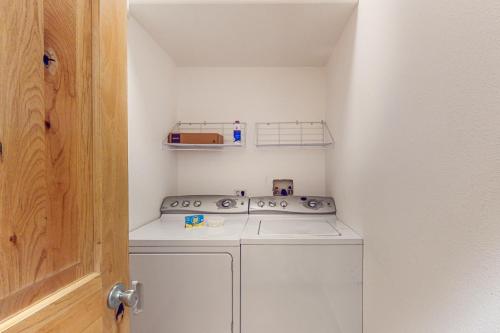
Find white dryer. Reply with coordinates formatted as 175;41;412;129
129;195;248;333
241;196;363;333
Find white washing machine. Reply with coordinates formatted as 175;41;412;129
241;196;363;333
129;195;248;333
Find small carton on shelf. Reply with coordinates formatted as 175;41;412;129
168;133;224;144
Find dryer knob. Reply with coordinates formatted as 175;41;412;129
268;201;276;207
193;200;202;207
170;201;179;207
221;200;231;208
280;201;288;208
182;200;190;207
257;200;265;207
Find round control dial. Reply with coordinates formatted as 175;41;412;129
182;200;190;207
280;201;288;208
217;198;236;209
268;201;276;207
257;200;265;207
305;199;322;209
193;200;202;207
308;200;318;208
170;201;179;207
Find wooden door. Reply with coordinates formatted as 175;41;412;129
0;0;129;332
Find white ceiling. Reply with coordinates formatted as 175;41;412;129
129;1;358;67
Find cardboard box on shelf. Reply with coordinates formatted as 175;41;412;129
168;133;224;144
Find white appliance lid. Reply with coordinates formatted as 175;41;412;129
129;214;248;247
259;217;340;236
241;216;362;245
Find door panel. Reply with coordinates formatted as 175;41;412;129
0;0;93;320
0;0;59;318
0;274;101;333
0;0;129;331
43;0;94;277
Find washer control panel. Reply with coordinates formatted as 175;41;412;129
249;196;336;215
161;195;249;214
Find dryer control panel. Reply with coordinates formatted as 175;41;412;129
161;195;249;214
249;196;336;215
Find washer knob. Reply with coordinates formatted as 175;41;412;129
182;200;190;207
257;200;265;207
170;201;179;207
307;200;318;208
221;199;231;208
268;201;276;207
280;201;288;208
193;200;202;207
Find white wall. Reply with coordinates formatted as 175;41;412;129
326;1;500;332
128;17;178;230
176;67;327;196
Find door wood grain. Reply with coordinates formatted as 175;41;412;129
0;0;93;320
0;0;129;331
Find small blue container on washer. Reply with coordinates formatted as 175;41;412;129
184;215;205;229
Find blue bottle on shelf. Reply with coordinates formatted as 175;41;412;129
233;120;241;143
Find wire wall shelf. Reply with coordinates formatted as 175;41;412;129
255;121;334;148
164;121;247;150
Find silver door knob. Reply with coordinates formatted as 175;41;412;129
108;283;139;310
